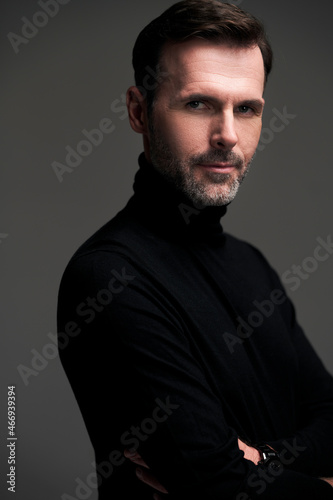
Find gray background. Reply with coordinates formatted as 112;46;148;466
1;1;332;499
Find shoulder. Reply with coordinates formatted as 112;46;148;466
61;200;154;280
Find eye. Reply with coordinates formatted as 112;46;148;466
187;101;206;110
238;105;253;114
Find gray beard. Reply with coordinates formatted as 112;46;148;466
148;122;253;207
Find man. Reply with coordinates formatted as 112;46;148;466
57;1;333;498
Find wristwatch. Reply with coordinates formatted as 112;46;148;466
256;444;283;472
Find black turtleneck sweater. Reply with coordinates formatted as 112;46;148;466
57;154;333;499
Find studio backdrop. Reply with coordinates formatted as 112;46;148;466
1;1;332;499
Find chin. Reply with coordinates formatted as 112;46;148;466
187;191;238;208
196;183;240;207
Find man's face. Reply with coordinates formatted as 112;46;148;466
146;39;265;206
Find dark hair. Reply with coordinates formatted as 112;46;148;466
132;0;273;111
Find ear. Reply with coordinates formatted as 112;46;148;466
126;86;149;135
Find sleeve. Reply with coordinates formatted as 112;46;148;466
249;244;333;479
57;251;333;500
266;296;333;478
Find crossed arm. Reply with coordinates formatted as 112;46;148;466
124;439;262;498
58;253;333;498
124;443;333;497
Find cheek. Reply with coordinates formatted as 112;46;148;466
238;121;262;155
161;114;205;154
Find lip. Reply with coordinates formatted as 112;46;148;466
197;163;236;174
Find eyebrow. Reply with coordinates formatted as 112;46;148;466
238;99;265;110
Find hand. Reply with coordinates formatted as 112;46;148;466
321;477;333;487
237;438;261;465
124;439;260;496
124;449;169;498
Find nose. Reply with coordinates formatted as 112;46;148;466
210;111;238;150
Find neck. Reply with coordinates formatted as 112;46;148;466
128;153;228;244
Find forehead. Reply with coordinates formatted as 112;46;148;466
158;39;265;99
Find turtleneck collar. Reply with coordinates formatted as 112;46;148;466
127;153;228;244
